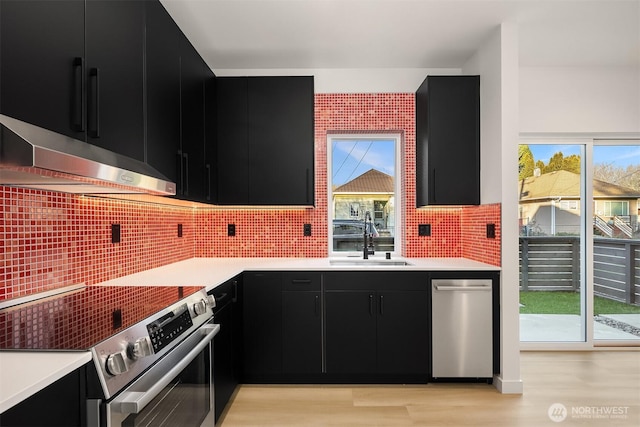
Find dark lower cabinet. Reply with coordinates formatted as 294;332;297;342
324;274;429;380
325;290;377;374
242;272;283;380
282;272;322;375
209;276;242;423
0;364;87;427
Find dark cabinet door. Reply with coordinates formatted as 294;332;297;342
416;75;480;206
0;364;86;426
216;77;249;204
0;0;85;140
212;300;234;423
145;0;181;183
376;291;429;375
325;291;377;374
85;0;145;161
243;272;282;378
216;76;314;205
177;34;207;200
204;72;217;202
282;291;322;374
248;76;314;205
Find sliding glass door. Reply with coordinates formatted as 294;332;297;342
519;139;640;345
592;142;640;344
519;143;586;342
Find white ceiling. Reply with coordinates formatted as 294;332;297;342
160;0;639;71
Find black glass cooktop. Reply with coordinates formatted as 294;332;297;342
0;285;203;351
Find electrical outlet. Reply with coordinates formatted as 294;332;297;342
177;224;183;238
228;224;236;237
112;309;122;330
303;223;312;236
418;224;431;236
486;223;496;239
111;224;121;243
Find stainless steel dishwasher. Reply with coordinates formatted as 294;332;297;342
431;278;493;379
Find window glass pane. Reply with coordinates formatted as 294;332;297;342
518;143;584;342
593;144;640;343
330;138;396;253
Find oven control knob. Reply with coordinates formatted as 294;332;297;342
193;299;208;316
194;296;216;316
105;352;128;376
129;336;153;360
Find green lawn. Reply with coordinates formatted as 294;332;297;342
519;291;640;315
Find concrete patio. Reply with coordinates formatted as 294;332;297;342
520;313;640;342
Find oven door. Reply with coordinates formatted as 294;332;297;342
105;321;219;427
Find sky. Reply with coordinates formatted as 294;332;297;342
528;144;640;169
331;139;395;186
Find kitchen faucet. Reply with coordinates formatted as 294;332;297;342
363;211;375;259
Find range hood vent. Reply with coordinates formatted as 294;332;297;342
0;114;176;195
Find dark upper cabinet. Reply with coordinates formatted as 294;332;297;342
85;0;145;161
416;75;480;206
216;77;249;204
145;0;181;183
145;1;215;202
0;0;86;141
247;77;314;205
178;33;209;201
216;76;314;206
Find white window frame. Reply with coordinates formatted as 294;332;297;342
327;133;402;257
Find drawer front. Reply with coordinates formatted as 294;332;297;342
282;272;321;291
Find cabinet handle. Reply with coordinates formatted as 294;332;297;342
380;295;384;315
183;152;189;196
176;151;184;195
206;164;212;201
306;168;310;204
369;294;374;316
232;280;238;303
89;68;100;138
72;58;85;132
315;295;320;316
432;168;436;203
291;279;312;285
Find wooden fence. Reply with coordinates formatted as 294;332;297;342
519;236;640;306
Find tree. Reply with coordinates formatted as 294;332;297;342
518;145;535;179
539;152;580;175
594;163;640;191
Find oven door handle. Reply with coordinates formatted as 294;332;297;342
113;323;219;414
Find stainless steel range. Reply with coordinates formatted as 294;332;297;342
0;285;218;427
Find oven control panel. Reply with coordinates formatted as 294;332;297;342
146;303;194;353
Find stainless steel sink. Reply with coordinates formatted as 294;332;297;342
329;258;412;266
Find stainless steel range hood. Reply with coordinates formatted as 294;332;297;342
0;114;176;195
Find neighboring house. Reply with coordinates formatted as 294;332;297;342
333;169;395;235
519;170;640;236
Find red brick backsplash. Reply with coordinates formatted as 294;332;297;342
1;93;500;302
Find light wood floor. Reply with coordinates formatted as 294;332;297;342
218;351;640;426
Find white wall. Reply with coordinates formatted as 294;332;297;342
520;66;640;134
214;68;461;93
463;22;523;394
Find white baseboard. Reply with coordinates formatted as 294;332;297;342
493;375;524;394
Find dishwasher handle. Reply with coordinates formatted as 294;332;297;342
433;284;491;291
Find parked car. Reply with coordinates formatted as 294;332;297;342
333;219;395;251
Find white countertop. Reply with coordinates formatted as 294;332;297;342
1;256;498;413
99;256;500;291
0;351;92;414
